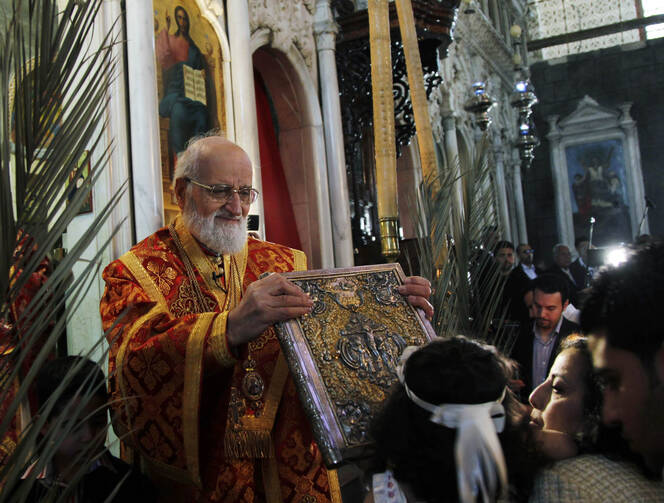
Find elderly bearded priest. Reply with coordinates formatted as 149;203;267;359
100;136;432;502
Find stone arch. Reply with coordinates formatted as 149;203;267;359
250;38;333;268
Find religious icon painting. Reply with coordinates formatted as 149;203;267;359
152;0;228;220
275;263;436;468
566;139;631;246
548;96;648;248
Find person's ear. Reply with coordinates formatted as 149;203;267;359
562;300;569;311
174;178;187;210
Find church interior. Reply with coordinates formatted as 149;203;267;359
2;0;664;501
26;0;660;358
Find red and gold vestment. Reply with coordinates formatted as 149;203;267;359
100;217;341;502
0;232;52;466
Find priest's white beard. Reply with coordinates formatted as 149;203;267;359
182;200;248;255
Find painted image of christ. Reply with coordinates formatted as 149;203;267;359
156;6;209;159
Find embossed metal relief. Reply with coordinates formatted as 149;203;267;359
275;264;435;467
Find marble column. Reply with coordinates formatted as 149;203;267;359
314;0;354;267
491;140;512;241
618;103;649;235
505;168;520;245
547;115;574;246
102;0;132;259
480;0;489;16
125;0;164;241
512;153;528;244
227;0;264;237
442;114;465;220
488;0;500;32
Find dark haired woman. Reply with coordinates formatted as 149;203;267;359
527;335;663;501
364;336;520;503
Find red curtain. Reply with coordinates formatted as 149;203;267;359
254;72;302;250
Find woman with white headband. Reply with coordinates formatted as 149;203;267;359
364;336;519;503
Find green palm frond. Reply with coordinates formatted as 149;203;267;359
413;135;509;347
0;0;125;500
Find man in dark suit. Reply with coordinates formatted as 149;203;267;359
547;243;580;307
570;236;591;289
505;243;541;322
510;273;580;400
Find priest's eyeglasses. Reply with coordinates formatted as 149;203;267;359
186;178;259;204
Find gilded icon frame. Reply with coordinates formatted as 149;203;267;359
276;263;436;467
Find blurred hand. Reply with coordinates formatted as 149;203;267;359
226;273;313;347
398;276;433;321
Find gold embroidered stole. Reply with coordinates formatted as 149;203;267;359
115;217;249;487
115;219;312;500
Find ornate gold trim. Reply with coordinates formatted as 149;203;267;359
292;249;307;272
119;251;169;313
183;312;214;488
327;468;343;503
114;308;162;450
258;352;288;427
235;351;288;432
223;247;247;312
209;312;237;367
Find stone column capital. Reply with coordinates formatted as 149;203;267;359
315;29;337;50
492;147;504;163
442;114;458;132
314;0;339;45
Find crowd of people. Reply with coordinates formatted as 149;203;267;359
366;240;664;502
6;134;664;502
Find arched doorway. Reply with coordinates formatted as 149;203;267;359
254;71;301;250
252;45;332;269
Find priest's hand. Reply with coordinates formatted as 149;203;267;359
226;273;313;347
398;276;434;321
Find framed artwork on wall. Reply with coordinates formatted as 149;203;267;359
564;139;631;246
547;96;648;248
153;0;228;224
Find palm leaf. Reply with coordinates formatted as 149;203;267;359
412;135;510;348
0;0;126;500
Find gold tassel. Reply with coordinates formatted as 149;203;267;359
224;430;275;460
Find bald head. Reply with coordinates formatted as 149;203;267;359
174;135;252;189
173;134;253;254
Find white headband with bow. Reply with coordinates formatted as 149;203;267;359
397;345;508;503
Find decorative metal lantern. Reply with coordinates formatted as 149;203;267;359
464;81;495;131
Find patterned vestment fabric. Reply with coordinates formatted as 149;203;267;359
100;218;341;502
